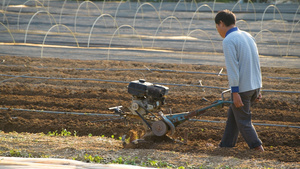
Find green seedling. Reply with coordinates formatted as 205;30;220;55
9;149;21;157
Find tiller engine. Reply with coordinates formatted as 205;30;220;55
110;79;232;138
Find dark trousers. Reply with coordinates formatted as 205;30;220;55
219;88;262;149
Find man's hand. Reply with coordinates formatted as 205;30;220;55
232;92;244;108
255;92;262;102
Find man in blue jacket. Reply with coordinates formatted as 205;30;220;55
215;10;264;152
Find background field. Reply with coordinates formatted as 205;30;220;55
0;0;299;168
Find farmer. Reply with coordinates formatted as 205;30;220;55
214;10;264;152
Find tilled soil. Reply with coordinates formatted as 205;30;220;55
0;56;299;166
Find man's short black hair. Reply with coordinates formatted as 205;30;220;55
215;10;236;26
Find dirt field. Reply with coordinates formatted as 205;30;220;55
0;55;299;168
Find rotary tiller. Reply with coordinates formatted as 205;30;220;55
109;79;232;137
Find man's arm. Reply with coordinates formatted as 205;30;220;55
223;39;244;108
223;39;240;91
